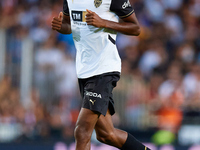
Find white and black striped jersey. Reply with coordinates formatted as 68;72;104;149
63;0;134;78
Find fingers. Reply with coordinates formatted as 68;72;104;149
86;9;95;18
86;9;93;13
52;26;61;31
86;16;94;20
52;18;62;24
86;16;94;22
58;12;63;19
52;17;62;22
51;17;62;30
85;9;103;27
85;10;98;26
86;16;94;25
85;11;95;21
51;21;62;30
52;24;61;29
87;21;94;26
52;25;61;31
51;11;63;31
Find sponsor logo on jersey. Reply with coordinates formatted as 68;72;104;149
89;99;96;105
86;91;102;98
94;0;102;8
71;10;87;22
122;0;131;9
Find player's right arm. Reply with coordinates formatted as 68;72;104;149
51;12;71;34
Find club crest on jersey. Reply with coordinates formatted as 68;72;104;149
94;0;102;8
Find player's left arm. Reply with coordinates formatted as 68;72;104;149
86;9;140;36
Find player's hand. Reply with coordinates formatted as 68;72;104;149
86;9;105;28
51;12;63;31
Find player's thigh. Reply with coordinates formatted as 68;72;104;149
94;110;115;136
76;108;100;128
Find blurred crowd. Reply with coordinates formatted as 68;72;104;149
0;0;200;145
0;75;75;143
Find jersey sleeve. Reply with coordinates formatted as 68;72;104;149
110;0;134;19
63;0;69;16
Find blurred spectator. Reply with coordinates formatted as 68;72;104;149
183;63;200;111
157;62;184;132
139;40;168;77
35;35;64;103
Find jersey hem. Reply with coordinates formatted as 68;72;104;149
77;71;121;79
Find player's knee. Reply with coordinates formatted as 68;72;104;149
96;131;116;144
74;125;91;142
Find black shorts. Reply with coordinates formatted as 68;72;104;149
78;72;120;116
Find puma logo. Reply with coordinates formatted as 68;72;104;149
90;99;96;105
